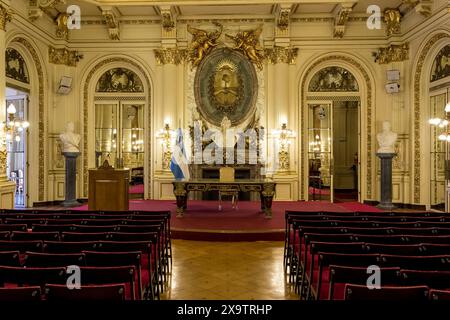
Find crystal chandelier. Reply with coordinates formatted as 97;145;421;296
0;103;30;144
429;98;450;141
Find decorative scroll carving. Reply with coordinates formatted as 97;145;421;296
308;67;359;92
48;46;83;67
333;4;353;38
55;12;69;39
276;6;290;31
0;149;7;177
384;9;402;36
6;48;30;84
102;9;120;40
187;21;223;69
265;46;298;64
0;4;12;31
374;43;409;64
28;0;64;21
402;0;432;17
226;25;265;70
95;68;144;93
430;44;450;82
162;11;175;32
154;47;187;65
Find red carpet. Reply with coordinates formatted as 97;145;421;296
73;200;382;241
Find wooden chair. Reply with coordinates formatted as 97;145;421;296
218;167;238;211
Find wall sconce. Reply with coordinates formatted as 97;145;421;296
157;123;175;170
272;123;294;171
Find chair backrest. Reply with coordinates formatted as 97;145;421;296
310;242;365;255
11;231;60;241
79;266;136;300
400;269;450;289
43;241;99;253
109;232;157;242
97;241;152;255
0;286;41;301
219;167;234;182
429;289;450;301
405;235;450;244
319;252;380;268
115;225;160;234
83;250;141;268
45;283;125;301
32;224;77;232
0;231;10;240
0;266;66;287
83;219;125;226
344;284;429;301
421;243;450;255
328;266;401;300
0;251;21;266
363;243;424;255
61;232;111;241
303;233;355;244
0;224;27;232
380;254;450;270
24;251;86;267
0;240;43;253
72;225;119;233
5;218;46;227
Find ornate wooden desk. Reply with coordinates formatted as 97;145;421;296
172;179;276;218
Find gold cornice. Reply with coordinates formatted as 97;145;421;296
374;43;409;64
0;4;12;31
264;46;298;64
154;47;187;65
48;46;83;67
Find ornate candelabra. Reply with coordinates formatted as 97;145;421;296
0;103;30;177
273;123;294;171
157;123;175;170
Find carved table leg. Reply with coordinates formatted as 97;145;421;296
173;182;187;217
262;183;276;219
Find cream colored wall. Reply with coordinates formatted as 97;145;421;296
2;0;449;206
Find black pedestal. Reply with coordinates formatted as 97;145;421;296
376;153;396;210
62;152;81;207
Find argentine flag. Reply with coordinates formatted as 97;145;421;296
170;128;190;180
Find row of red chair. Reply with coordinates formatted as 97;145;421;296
0;284;127;301
0;209;172;300
284;210;450;300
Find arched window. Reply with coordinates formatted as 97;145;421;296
308;66;359;92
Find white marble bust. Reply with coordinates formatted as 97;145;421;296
377;121;397;154
60;121;81;153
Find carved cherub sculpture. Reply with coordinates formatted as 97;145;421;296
226;25;265;70
187;21;223;68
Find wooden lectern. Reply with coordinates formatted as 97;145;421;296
88;160;129;211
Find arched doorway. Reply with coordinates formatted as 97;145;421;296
300;55;374;203
94;68;145;198
305;66;360;202
82;58;152;200
5;47;29;207
428;44;450;211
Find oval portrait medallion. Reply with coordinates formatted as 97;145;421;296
194;48;258;127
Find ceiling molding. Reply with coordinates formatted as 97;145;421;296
101;6;120;40
333;3;354;39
